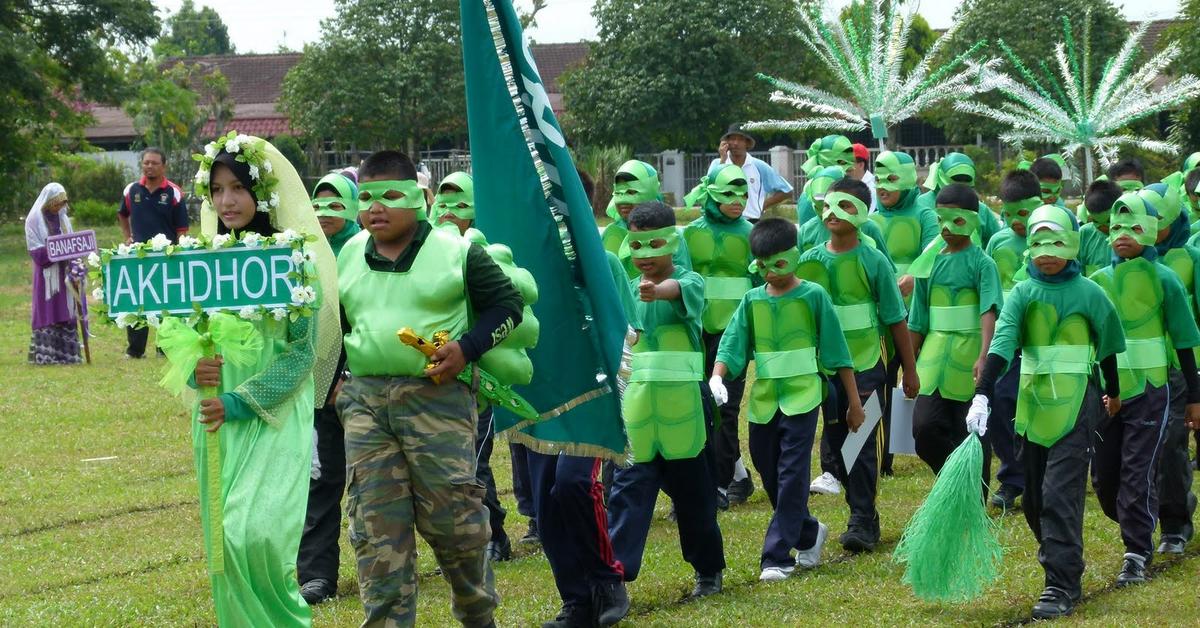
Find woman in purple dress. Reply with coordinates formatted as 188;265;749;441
25;182;83;365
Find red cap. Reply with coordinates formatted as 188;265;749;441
852;143;869;162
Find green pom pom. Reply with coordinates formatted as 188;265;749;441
893;435;1003;602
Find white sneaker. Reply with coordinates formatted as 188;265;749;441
758;565;794;582
795;522;829;569
809;472;842;495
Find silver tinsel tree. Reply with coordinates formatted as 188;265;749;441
744;0;998;149
956;15;1200;182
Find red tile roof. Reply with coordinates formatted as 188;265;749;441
530;42;590;91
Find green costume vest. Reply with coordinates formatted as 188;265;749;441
917;285;982;401
747;295;822;422
623;316;706;463
1091;259;1170;400
475;236;540;386
338;229;471;377
1015;301;1095;447
869;197;924;275
684;218;753;333
990;234;1027;301
797;256;881;372
1159;247;1200;363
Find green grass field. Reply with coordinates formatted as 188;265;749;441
0;224;1196;626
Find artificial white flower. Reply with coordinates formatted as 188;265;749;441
262;160;273;173
291;285;317;305
290;250;305;266
204;142;219;159
269;192;281;208
274;229;299;244
270;307;289;321
144;313;161;328
116;243;133;256
87;252;101;268
235;133;252;146
114;312;138;329
148;233;172;252
303;286;317;303
91;287;104;302
256;200;270;213
238;306;263;321
194;168;208;186
241;232;263;247
248;164;260;180
178;235;201;249
212;234;231;247
225;138;242;154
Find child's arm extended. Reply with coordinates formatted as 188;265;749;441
639;279;681;302
838;367;865;432
974;308;997;380
889;321;919;399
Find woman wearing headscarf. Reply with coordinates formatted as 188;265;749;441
25;182;84;365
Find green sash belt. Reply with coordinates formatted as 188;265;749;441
929;305;981;332
630;351;704;382
835;302;877;332
703;276;753;301
754;348;818;379
1021;345;1094;375
1116;337;1169;371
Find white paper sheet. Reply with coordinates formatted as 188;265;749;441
841;392;882;471
889;387;917;455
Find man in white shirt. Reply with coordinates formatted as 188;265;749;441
710;124;793;223
848;143;879;213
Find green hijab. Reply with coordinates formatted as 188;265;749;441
605;160;661;222
923;152;976;191
432;171;476;222
801;134;854;177
685;163;749;224
874;151;917;192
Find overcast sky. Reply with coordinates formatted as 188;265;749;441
152;0;1182;53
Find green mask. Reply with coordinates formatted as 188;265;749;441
1039;181;1063;199
1001;196;1041;230
1108;212;1159;246
821;191;869;228
705;163;749;207
1088;210;1111;226
935;206;980;236
432;171;475;221
874;151;917;192
606;160;660;222
624;226;681;259
1028;227;1081;261
925;152;976;190
1116;179;1144;192
311;172;358;220
801;135;853;176
359;180;427;220
805;166;845;211
749;248;801;277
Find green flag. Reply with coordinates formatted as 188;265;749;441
461;0;628;461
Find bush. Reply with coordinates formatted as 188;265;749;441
69;199;120;226
272;135;310;180
51;156;133;205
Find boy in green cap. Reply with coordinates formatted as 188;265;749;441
1087;191;1200;586
602;159;690;278
907;183;1001;480
796;178;918;553
711;217;863;581
970;203;1125;619
684;162;759;507
916;152;1002;246
607;200;726;601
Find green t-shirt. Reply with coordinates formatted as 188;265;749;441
985;227;1027;293
630;265;706;354
797;216;894;264
908;244;1003;335
988;274;1125;366
1078;223;1112;275
915;190;1001;246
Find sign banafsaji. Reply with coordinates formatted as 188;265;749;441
46;230;97;262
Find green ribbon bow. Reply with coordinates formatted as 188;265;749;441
874;151;917;192
821;191;869;228
1001;196;1041;230
685;163;748;219
1183;152;1200;175
359;180;428;220
623;226;681;259
433;171;476;222
606;160;661;221
935;206;980;237
749;247;801;277
801;135;854;176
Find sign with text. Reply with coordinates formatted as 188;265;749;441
104;245;301;316
47;230;97;262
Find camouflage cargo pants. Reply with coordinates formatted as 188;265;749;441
338;376;498;628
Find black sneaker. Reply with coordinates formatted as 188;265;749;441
1116;553;1147;587
1031;586;1075;619
486;537;512;562
690;571;723;599
1157;535;1186;555
727;476;755;505
299;578;336;605
990;484;1022;510
519;520;541;546
716;490;730;511
541;604;591;628
839;527;879;553
592;581;630;627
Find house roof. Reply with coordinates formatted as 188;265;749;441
530;42;590;91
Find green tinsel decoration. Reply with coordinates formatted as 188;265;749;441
893;435;1003;603
998;39;1056;106
1037;59;1072;112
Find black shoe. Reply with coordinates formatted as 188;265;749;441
1031;586;1075;619
727;476;755;505
1158;535;1186;555
716;490;730;511
879;466;894;478
592;581;629;627
486;537;512;562
519;520;541;546
839;527;878;553
690;571;723;599
541;604;591;628
1116;553;1147;587
990;484;1022;510
299;578;336;605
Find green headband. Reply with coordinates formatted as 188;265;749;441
606;160;660;221
749;248;801;277
312;173;358;220
935;206;980;236
1001;196;1041;229
433;171;475;221
624;226;680;259
1109;212;1159;246
802;135;853;176
874;151;917;192
1028;227;1081;261
359;180;428;220
821;191;869;228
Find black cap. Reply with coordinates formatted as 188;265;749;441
720;123;756;148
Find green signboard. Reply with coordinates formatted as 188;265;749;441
104;245;301;317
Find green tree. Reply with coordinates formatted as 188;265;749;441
926;0;1127;142
153;0;235;58
0;0;157;214
1166;0;1200;157
559;0;818;151
279;0;464;154
839;1;937;75
123;61;234;178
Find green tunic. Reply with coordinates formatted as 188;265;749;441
797;243;907;372
683;214;756;333
194;314;316;627
988;275;1124;446
717;281;853;422
623;266;707;463
908;244;1003;401
985;227;1026;300
869;188;938;276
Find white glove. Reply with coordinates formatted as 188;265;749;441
966;394;990;437
709;375;729;406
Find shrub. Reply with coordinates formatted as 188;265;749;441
69;199;120;226
51;156;133;205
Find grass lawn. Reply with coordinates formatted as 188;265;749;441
0;223;1196;626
